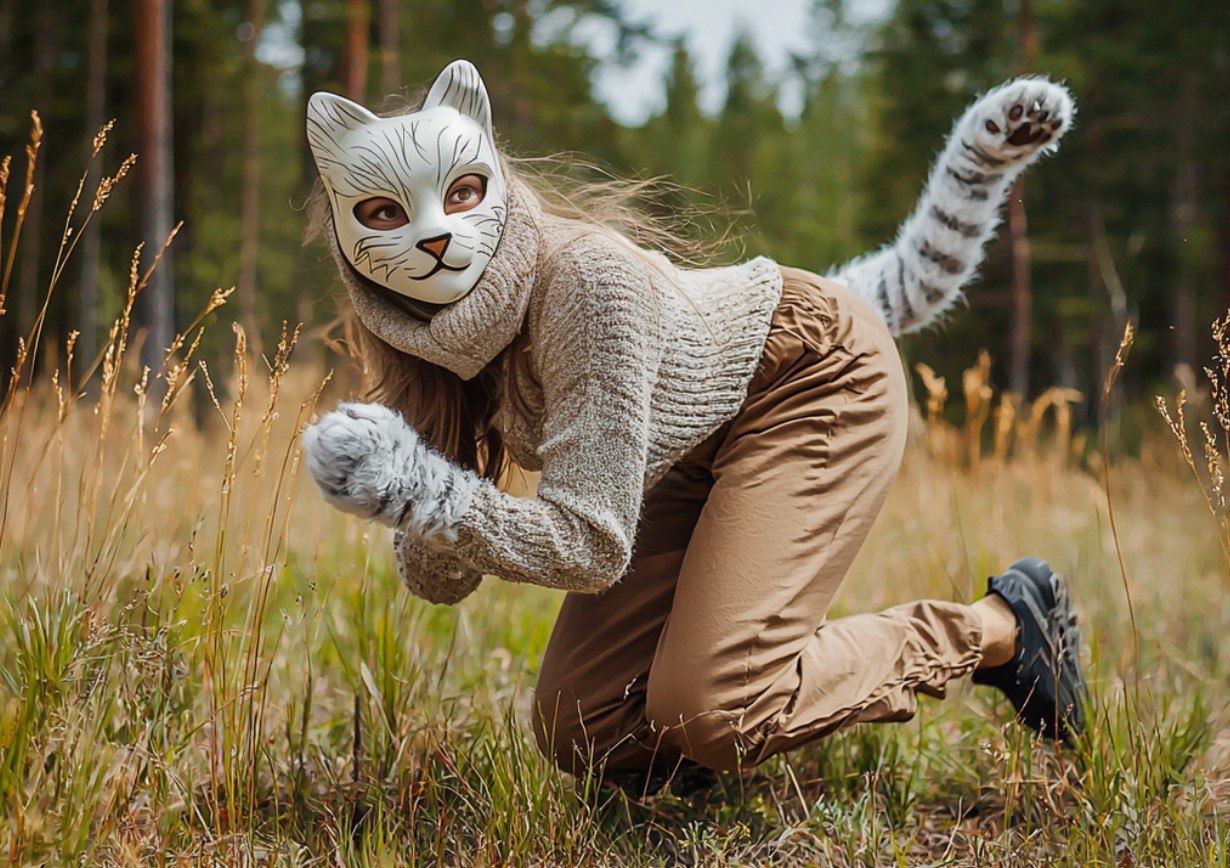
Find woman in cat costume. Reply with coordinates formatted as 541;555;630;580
302;60;1086;785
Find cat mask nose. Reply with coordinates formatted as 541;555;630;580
417;234;451;261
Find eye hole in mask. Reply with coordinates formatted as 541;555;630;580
352;173;488;231
446;174;487;213
354;197;409;230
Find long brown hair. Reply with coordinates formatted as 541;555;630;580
306;103;726;484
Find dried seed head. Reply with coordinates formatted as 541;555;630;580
993;392;1018;459
1202;422;1225;511
914;362;948;422
1102;321;1135;404
0;155;11;221
1156;391;1197;476
206;287;235;314
92;153;137;212
1206;313;1230;433
91;119;116;157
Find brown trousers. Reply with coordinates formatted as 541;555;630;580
532;267;984;775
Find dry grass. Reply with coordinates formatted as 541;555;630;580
1;118;1228;865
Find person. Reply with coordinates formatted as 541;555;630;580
301;60;1086;789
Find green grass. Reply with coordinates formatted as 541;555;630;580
1;120;1228;865
2;346;1227;864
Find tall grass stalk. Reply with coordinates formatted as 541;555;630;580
0;118;1225;864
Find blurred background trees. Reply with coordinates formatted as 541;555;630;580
0;0;1227;415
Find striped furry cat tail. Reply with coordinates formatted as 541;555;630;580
829;77;1074;336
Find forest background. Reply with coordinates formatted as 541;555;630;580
2;0;1228;414
3;0;1230;861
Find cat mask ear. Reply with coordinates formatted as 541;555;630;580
423;59;494;139
306;92;381;179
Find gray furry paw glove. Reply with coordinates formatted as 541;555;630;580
302;402;478;540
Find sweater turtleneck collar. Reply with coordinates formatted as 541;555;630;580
327;179;542;380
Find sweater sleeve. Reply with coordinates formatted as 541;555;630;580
393;529;484;605
446;237;662;593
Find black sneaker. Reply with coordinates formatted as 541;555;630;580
971;557;1087;743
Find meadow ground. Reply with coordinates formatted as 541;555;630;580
2;128;1229;865
3;302;1229;866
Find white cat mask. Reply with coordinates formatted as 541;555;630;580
307;60;508;304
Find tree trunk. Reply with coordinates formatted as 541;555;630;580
1006;0;1036;397
1007;181;1032;395
1168;73;1198;376
78;0;109;373
1222;165;1230;319
237;0;266;356
345;0;370;102
134;0;175;382
378;0;399;97
0;0;14;62
15;2;54;342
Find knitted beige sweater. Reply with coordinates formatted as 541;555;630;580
320;181;783;603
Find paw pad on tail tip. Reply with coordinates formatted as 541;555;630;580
971;78;1074;162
